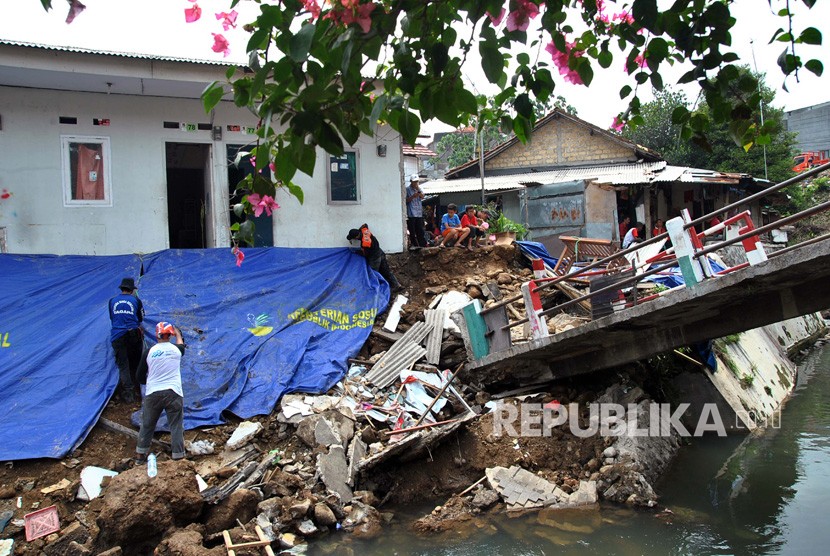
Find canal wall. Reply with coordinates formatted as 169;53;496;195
672;313;827;433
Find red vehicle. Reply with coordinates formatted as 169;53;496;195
792;151;830;172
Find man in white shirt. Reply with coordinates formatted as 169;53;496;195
134;321;186;464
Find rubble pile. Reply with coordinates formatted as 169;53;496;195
0;244;683;554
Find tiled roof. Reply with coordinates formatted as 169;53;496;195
403;144;437;157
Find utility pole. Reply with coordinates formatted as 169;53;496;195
750;39;769;181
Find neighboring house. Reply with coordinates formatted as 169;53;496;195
423;109;763;245
0;41;405;255
784;101;830;160
402;143;437;179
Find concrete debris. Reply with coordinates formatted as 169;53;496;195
76;467;118;501
317;445;352;503
295;519;318;536
226;421;263;450
0;539;13;556
485;466;566;510
471;488;499;509
185;440;215;456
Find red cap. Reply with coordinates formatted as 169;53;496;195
156;322;175;337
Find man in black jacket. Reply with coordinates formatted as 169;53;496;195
347;224;402;292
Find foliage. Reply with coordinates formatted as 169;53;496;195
781;181;822;215
432;126;504;169
623;68;799;183
432;93;573;170
740;374;755;388
490;212;528;240
621;89;689;160
41;0;826;245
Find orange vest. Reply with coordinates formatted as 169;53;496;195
360;226;372;249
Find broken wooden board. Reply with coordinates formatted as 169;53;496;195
98;417;171;450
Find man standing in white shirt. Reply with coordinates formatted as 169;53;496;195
134;321;186;464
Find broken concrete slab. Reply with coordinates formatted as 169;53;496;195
317;445;352;503
76;467;118;501
567;481;598;506
296;410;355;449
314;418;342;448
346;436;367;487
225;421;263;450
485;466;566;510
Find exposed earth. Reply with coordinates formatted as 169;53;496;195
2;230;813;554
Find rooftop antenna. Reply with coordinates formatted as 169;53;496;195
749;39;769;180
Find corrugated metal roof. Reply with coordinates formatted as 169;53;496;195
422;162;751;194
0;39;231;66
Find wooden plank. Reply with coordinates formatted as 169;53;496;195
482;305;511;353
98;417;171;450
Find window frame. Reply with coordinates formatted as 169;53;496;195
327;151;361;205
61;135;113;207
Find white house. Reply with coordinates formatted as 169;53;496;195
0;41;406;255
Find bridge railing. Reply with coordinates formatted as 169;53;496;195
457;162;830;361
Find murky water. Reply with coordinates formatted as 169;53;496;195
312;340;830;555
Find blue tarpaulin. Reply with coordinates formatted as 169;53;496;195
0;248;388;461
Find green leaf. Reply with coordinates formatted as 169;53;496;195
798;27;822;45
233;203;244;218
671;106;689;124
238;220;255;246
805;59;824;76
286;182;305;204
598;49;613;69
650;72;664;90
201;81;225;113
513;116;532;143
619;85;633;99
455;88;478;115
517;52;530;65
480;42;504;83
430;43;449;75
247;28;271;52
632;0;658;30
396;110;421;146
225;66;237;80
289;22;315;62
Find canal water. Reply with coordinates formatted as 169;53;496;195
312;339;830;555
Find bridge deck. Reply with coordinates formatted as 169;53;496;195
467;239;830;378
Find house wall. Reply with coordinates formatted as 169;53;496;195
485;117;635;171
584;183;617;240
0;86;405;255
784;101;830;156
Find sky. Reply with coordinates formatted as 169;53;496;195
1;0;828;140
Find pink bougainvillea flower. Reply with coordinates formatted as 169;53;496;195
611;116;625;132
341;0;360;8
625;54;647;74
545;40;584;85
340;2;376;33
211;33;231;57
184;3;202;23
506;0;540;32
65;0;86;24
232;246;245;267
215;10;238;31
613;10;635;25
247;193;280;217
487;8;506;26
269;162;276;173
301;0;322;19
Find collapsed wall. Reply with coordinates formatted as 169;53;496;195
670;313;827;433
